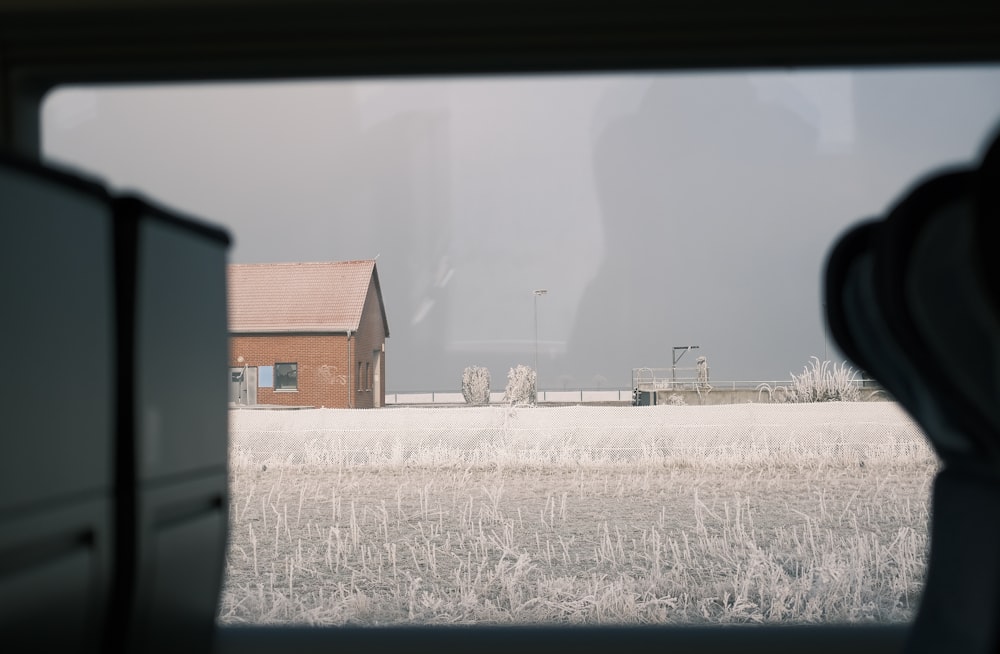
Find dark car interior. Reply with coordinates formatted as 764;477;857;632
2;1;999;653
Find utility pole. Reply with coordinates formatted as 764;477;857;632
534;289;547;389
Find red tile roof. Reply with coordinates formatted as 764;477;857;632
228;260;388;335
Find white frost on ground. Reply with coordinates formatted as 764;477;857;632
229;402;933;468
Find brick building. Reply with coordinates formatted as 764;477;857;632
228;260;389;408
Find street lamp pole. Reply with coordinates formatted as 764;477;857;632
672;345;699;384
534;289;548;389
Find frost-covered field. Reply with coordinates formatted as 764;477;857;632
221;403;937;626
229;402;934;469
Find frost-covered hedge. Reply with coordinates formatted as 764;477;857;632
503;364;537;405
461;366;492;405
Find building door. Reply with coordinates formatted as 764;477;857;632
230;366;258;405
372;349;382;408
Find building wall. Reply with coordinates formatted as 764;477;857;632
230;317;387;408
352;284;388;409
230;334;353;408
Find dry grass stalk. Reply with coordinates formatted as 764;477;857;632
221;452;934;625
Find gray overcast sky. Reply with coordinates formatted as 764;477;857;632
42;67;1000;392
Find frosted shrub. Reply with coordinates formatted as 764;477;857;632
461;366;492;405
503;364;536;405
759;357;862;403
696;356;710;388
668;393;687;406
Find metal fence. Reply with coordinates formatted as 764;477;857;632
384;380;885;406
229;402;933;469
385;389;633;405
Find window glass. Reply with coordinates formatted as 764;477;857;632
40;67;1000;627
274;362;297;390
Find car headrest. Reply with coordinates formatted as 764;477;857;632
824;126;1000;469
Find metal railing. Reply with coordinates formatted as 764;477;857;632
631;368;883;392
632;366;712;392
